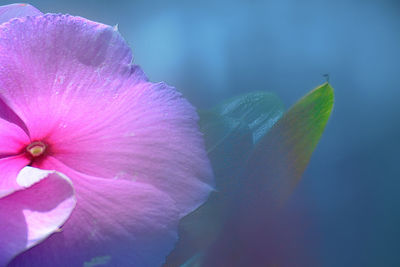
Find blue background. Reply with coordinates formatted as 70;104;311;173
5;0;399;266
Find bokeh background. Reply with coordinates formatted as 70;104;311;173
4;0;399;266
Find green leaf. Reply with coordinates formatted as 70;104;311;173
213;91;285;144
199;111;253;191
201;83;334;266
199;92;285;191
243;82;334;206
164;92;285;267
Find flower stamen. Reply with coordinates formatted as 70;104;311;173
26;141;46;157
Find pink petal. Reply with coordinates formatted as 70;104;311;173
0;14;213;216
0;167;76;266
10;157;180;267
0;97;29;134
0;118;29;157
0;156;30;197
0;14;138;139
0;3;42;24
49;82;214;215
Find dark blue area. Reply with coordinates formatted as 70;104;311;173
3;0;398;265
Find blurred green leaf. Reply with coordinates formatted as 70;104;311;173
166;83;334;266
243;82;334;206
213;91;285;144
199;92;285;191
202;82;335;266
164;92;285;267
198;112;253;191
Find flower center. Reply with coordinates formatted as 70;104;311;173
26;141;47;157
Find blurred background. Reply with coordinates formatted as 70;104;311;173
4;0;399;266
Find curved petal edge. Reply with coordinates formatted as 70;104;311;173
0;167;76;266
0;3;42;24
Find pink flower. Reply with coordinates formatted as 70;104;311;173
0;4;213;267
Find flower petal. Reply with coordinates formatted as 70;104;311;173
10;157;180;267
0;156;30;197
0;118;29;157
0;167;76;266
50;82;214;215
0;97;29;134
0;3;42;24
0;14;141;139
0;14;213;216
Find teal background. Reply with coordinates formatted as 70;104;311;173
4;0;399;266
